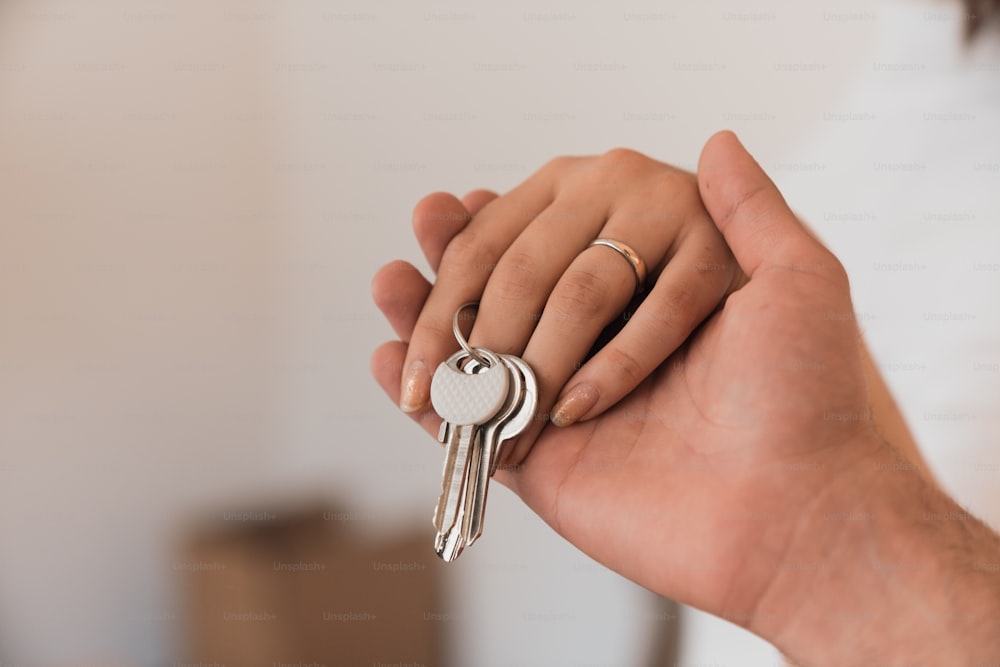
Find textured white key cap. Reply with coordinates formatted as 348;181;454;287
430;352;510;426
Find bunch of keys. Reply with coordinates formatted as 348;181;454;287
429;303;539;562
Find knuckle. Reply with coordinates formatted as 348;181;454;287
532;203;586;229
781;245;850;289
412;309;453;343
439;230;496;279
488;250;542;303
597;147;655;178
657;280;701;328
689;239;738;284
719;182;770;230
601;147;647;168
602;345;647;388
549;268;613;323
537;154;575;179
823;251;851;287
649;168;698;202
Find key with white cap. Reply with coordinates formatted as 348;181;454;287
430;347;510;561
462;352;538;547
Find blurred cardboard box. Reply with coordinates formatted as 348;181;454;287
178;507;446;667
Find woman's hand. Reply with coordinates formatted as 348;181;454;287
385;147;745;466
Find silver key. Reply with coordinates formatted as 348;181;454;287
490;355;539;475
430;348;510;561
460;354;524;547
463;353;538;546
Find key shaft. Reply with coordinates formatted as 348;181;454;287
462;356;524;547
434;423;477;561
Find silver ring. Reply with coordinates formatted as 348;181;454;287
452;302;490;367
588;238;648;294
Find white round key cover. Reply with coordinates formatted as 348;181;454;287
430;350;510;426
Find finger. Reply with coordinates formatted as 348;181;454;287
461;189;499;216
697;130;837;279
498;240;649;466
371;260;433;342
467;166;697;357
413;190;500;274
412;192;473;273
468;194;610;355
549;226;738;426
371;340;441;437
481;171;696;464
399;167;561;413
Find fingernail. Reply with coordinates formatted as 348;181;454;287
400;360;431;413
550;383;600;427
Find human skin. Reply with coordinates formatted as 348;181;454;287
387;134;929;479
394;143;746;468
371;131;1000;664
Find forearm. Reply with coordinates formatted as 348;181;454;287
758;434;1000;666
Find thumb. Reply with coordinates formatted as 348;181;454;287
697;130;827;278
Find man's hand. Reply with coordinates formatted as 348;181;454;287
373;129;874;623
371;131;1000;665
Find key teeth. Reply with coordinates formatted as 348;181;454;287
435;529;463;562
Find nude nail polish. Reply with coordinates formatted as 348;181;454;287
400;359;431;413
550;383;600;427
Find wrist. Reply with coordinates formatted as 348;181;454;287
752;432;1000;665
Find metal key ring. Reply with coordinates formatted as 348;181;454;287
443;346;501;375
452;302;490;367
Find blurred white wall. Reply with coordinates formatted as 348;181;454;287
0;2;286;663
0;0;943;665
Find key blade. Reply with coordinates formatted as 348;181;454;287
461;423;491;548
433;424;474;539
465;432;495;547
465;357;524;546
436;427;477;561
432;422;457;529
